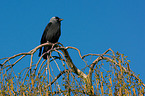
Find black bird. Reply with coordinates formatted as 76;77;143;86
39;16;63;59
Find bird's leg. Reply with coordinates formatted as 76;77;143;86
46;41;50;43
46;41;53;49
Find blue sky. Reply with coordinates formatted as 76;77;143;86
0;0;145;83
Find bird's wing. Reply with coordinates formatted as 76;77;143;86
44;23;61;43
41;22;52;44
39;22;52;57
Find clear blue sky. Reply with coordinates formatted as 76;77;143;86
0;0;145;83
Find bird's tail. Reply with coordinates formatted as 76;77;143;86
42;46;51;59
38;47;42;57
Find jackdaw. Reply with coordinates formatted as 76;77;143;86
39;16;63;59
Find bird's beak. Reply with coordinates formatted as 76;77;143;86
59;18;63;21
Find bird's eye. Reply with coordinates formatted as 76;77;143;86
55;17;59;20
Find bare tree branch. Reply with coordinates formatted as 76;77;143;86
60;48;87;79
47;69;71;87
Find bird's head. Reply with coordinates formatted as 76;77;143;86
50;16;63;23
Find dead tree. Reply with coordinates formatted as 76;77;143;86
0;42;145;95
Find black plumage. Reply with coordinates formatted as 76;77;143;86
39;16;63;59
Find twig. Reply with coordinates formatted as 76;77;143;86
47;69;71;87
2;53;30;66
